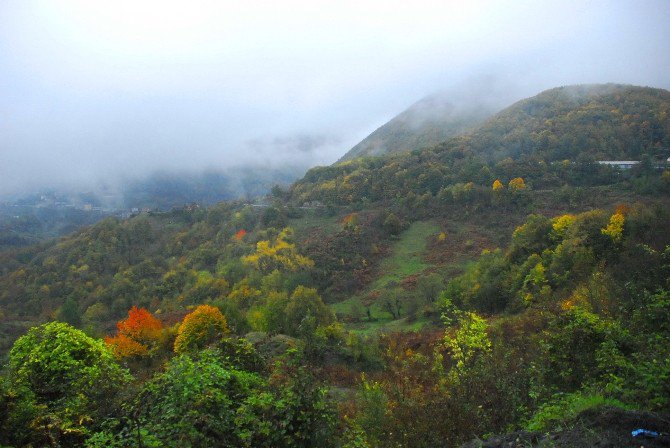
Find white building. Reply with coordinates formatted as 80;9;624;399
597;161;640;170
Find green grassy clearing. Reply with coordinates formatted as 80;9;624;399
333;220;442;334
369;220;440;290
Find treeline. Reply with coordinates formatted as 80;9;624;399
290;149;670;209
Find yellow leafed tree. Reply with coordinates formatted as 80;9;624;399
174;305;230;353
508;177;526;191
601;212;625;243
242;227;314;273
551;214;576;240
492;179;504;192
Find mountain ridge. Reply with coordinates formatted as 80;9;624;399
290;83;670;207
441;83;670;162
338;91;496;162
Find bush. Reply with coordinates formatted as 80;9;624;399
5;322;130;447
526;391;631;431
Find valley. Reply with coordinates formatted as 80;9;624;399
1;84;670;447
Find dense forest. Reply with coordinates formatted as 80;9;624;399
1;84;670;447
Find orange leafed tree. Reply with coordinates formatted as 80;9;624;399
492;179;504;192
105;306;163;358
234;229;247;241
341;213;358;229
615;203;630;216
116;306;162;342
105;334;149;358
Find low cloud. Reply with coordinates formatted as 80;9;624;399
1;0;669;197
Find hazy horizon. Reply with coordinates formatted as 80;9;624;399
2;0;670;197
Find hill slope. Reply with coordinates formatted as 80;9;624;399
445;83;670;161
339;92;494;162
292;84;670;206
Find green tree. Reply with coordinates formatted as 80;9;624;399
285;286;334;337
383;213;402;236
508;214;553;262
58;296;81;326
379;289;404;320
542;307;625;391
105;348;336;448
444;312;491;373
416;273;444;303
115;349;263;447
5;322;129;447
238;349;337;448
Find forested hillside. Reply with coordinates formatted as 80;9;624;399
450;84;670;161
293;84;670;207
340;92;493;162
0;205;108;250
1;84;670;447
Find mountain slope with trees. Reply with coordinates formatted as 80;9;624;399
339;92;494;162
292;84;670;208
1;83;670;447
447;83;670;161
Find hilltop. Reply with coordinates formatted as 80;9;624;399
339;92;494;162
442;83;670;161
338;83;670;164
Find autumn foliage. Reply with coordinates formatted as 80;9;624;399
234;229;247;241
242;227;314;273
508;177;526;191
105;306;163;359
342;213;358;229
174;304;230;353
602;212;625;243
104;334;149;358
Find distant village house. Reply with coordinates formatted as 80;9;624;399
597;161;640;170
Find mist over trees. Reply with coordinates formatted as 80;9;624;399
1;1;670;444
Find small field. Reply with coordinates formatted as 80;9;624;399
369;220;440;289
288;211;341;240
333;220;442;334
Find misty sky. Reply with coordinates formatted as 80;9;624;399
1;0;669;196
